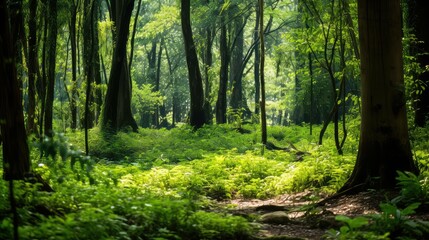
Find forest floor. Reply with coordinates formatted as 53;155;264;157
221;190;429;240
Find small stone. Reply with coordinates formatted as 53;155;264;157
260;211;290;224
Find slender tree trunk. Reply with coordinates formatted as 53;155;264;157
230;14;245;112
254;3;260;116
128;0;143;71
180;0;207;128
69;0;79;130
259;0;267;145
203;25;213;122
27;0;39;135
44;0;58;137
83;0;95;129
216;15;228;124
340;0;418;191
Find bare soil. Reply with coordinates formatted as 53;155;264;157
221;190;429;240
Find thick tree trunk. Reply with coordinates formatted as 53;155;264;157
44;0;58;137
340;0;418;191
102;0;138;132
216;17;228;124
180;0;207;128
0;1;30;180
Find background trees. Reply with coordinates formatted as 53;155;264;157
2;0;426;152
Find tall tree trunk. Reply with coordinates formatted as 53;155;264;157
259;0;267;145
203;25;214;123
44;0;58;137
254;3;260;116
69;0;79;130
340;0;418;191
83;0;95;129
102;0;138;132
230;14;245;112
0;0;31;180
153;38;164;128
27;0;39;135
216;15;228;124
180;0;207;128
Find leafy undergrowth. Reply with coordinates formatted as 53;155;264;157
1;124;429;239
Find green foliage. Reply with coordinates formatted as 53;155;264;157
34;133;95;185
326;202;429;240
393;171;429;205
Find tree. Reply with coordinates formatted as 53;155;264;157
340;0;418;191
259;0;267;145
102;0;138;132
69;0;80;130
44;0;58;137
0;0;31;181
215;9;229;124
180;0;208;128
27;0;40;134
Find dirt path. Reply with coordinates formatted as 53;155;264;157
221;191;399;239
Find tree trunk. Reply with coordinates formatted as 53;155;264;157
27;0;39;135
69;0;79;130
102;0;138;132
44;0;58;137
180;0;207;128
230;14;245;111
259;0;267;145
83;0;95;129
216;15;228;124
254;3;260;116
0;1;30;180
340;0;418;191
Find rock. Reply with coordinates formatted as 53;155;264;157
256;205;288;212
260;211;290;224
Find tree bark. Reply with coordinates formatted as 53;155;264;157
27;0;39;135
216;15;228;124
180;0;207;128
44;0;58;137
340;0;418;191
102;0;138;132
69;0;79;130
230;14;245;111
254;3;260;116
259;0;267;145
0;1;30;180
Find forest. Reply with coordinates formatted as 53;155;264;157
1;0;429;239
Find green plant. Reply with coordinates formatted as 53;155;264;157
326;202;429;239
34;133;95;185
393;171;429;205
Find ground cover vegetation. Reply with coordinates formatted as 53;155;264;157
1;0;429;239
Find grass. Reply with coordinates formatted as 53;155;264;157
1;123;428;239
